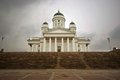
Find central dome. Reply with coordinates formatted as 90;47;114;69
54;10;64;16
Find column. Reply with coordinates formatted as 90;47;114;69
35;45;37;52
31;44;33;52
80;44;82;52
76;43;78;52
57;20;58;27
53;21;55;28
67;37;69;52
78;44;80;52
29;44;32;52
37;45;39;52
43;38;46;52
49;37;51;52
40;43;41;52
72;38;75;52
84;44;86;51
33;44;35;52
55;37;57;52
41;43;43;52
61;38;64;52
84;44;86;52
86;44;89;52
81;44;83;51
82;44;84;52
85;44;87;52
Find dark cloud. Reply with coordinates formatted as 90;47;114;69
89;25;120;51
0;0;120;51
0;0;47;35
0;18;11;36
0;0;48;51
0;0;44;8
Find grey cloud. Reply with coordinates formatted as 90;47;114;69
0;0;120;51
0;0;45;36
77;32;96;40
90;25;120;51
18;25;41;37
0;18;11;36
109;26;120;48
90;37;109;51
110;26;120;40
0;0;50;51
0;0;44;8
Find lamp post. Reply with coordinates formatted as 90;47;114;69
0;36;5;52
107;38;111;50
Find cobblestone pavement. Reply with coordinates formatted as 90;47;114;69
0;69;119;80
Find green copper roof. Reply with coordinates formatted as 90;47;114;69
54;10;64;16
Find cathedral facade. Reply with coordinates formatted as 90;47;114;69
27;11;90;52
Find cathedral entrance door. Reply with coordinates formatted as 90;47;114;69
57;46;61;52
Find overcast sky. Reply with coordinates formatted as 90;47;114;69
0;0;120;52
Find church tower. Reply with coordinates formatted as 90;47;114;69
69;22;76;33
41;22;49;32
52;11;66;29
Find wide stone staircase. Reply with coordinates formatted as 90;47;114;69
0;50;120;69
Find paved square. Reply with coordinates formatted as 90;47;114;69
0;69;119;80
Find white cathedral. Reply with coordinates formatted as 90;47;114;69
27;11;90;52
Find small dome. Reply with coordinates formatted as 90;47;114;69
43;22;48;25
42;22;48;28
54;10;64;16
70;22;75;25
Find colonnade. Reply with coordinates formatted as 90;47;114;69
43;37;75;52
29;37;88;52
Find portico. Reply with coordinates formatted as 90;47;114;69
42;37;75;52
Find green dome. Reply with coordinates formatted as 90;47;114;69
54;11;64;16
43;22;48;24
70;22;75;25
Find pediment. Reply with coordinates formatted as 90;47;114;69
46;29;72;34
